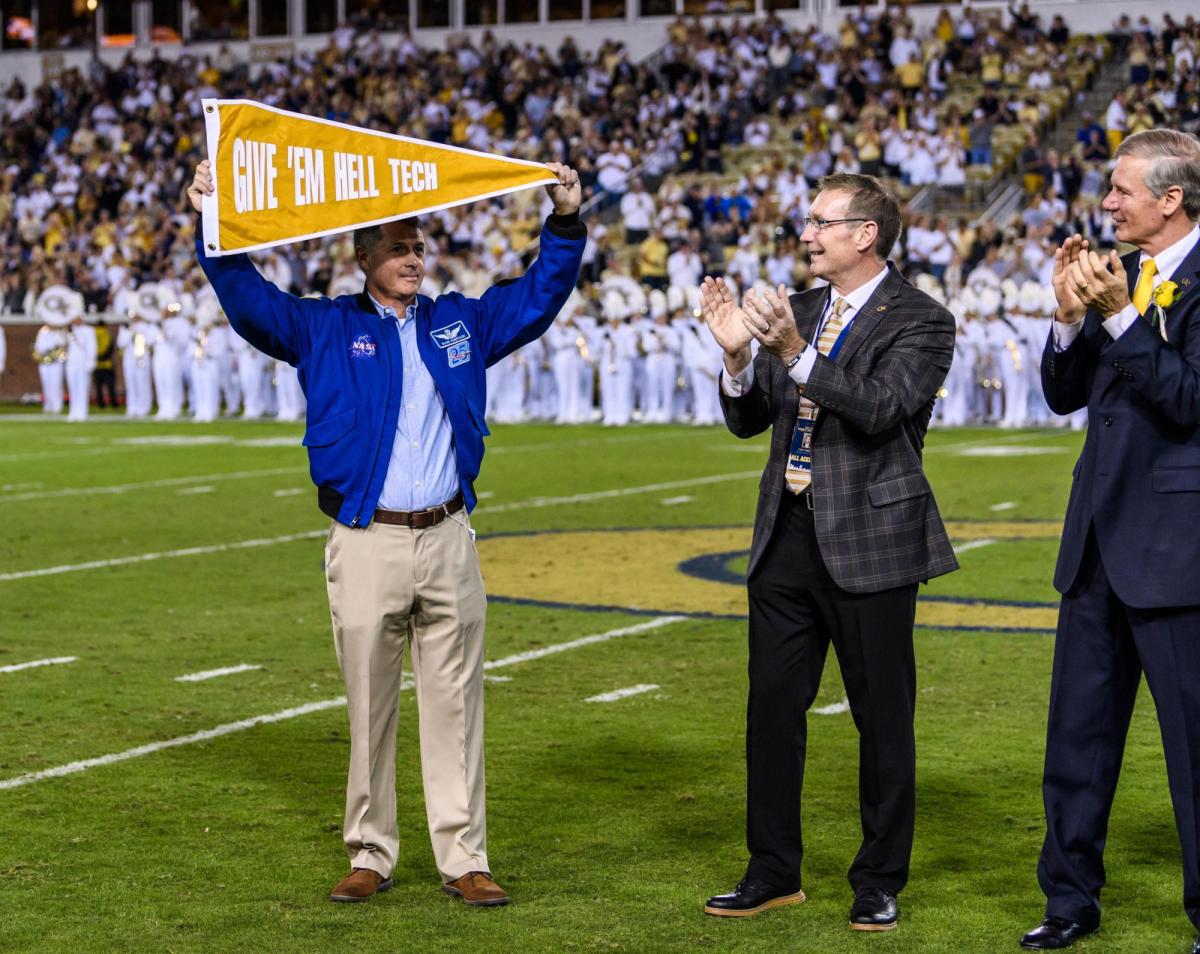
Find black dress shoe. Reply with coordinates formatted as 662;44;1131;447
704;876;806;917
1019;916;1098;949
849;887;898;931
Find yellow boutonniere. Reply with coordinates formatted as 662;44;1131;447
1153;280;1182;309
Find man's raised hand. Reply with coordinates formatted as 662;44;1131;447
544;162;582;216
187;160;214;214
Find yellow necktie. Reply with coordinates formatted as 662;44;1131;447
785;297;849;495
1132;258;1157;316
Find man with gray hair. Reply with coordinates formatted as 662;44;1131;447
1022;129;1200;952
188;158;585;908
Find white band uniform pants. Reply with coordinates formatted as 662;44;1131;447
324;511;488;881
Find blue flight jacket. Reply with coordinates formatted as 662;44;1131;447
196;213;585;526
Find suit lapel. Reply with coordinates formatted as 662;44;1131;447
1163;235;1200;341
834;265;905;366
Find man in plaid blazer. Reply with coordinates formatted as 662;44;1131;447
701;174;958;932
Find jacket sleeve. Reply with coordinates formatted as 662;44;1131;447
719;349;774;439
1103;308;1200;429
1040;321;1092;415
472;213;586;366
195;237;313;365
803;306;955;435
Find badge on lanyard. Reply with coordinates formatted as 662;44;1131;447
788;417;816;473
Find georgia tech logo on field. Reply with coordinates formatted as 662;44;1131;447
475;524;1062;635
349;333;377;359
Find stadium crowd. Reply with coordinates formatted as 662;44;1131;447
2;7;1198;428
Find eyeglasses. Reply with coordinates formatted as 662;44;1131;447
801;217;869;231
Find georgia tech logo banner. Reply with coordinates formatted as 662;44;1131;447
200;98;558;256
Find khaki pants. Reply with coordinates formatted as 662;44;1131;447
325;512;488;881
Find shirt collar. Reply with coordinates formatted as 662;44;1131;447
1141;224;1200;284
366;291;417;323
828;263;890;316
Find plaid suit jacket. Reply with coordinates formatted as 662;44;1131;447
721;265;959;593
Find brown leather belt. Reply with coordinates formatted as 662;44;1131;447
373;492;464;528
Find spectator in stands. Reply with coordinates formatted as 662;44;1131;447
1106;90;1130;154
637;227;669;292
619;178;655;246
1021;133;1049;195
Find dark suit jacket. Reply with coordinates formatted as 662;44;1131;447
1042;236;1200;608
721;265;959;594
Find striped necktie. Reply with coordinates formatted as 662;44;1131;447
785;297;849;495
1131;258;1157;316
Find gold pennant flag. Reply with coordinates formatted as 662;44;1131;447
200;98;558;256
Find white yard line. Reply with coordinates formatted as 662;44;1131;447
1;472;763;583
953;538;998;555
0;698;347;791
0;530;327;583
0;466;306;504
272;488;306;497
586;684;660;703
175;664;264;683
473;472;759;515
660;495;695;506
989;501;1017;512
177;486;215;495
926;432;1072;455
0;446;141;464
0;656;77;675
483;617;684;669
813;698;850;716
488;431;702;456
0;617;686;791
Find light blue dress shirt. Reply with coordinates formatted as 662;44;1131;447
369;295;461;511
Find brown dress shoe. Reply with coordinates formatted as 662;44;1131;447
442;871;510;906
330;867;394;903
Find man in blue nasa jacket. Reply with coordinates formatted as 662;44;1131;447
188;159;584;906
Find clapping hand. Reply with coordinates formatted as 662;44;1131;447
1066;244;1130;319
742;283;806;363
1051;234;1088;324
700;276;753;373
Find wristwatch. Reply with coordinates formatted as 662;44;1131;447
784;344;807;370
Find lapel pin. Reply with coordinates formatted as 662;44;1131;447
876;305;888;312
1183;278;1192;286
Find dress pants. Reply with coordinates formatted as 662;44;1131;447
745;489;919;894
325;510;489;882
1038;528;1200;931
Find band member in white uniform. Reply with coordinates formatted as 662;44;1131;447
32;285;73;415
65;305;97;422
598;294;638;426
118;285;159;418
641;301;682;423
231;327;268;419
191;297;225;422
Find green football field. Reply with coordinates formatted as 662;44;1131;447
0;414;1187;953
